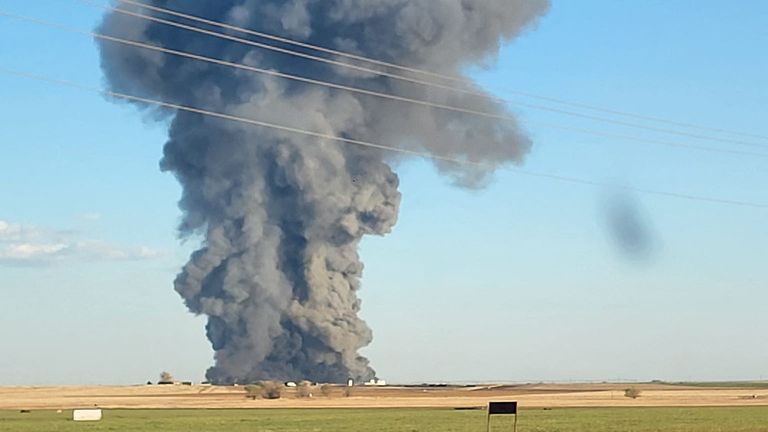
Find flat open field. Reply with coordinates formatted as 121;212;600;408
3;407;768;432
2;383;768;410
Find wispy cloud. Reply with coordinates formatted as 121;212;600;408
78;212;103;222
0;220;164;267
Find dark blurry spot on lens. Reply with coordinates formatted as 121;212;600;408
602;192;656;262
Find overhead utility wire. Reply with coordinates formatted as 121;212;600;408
112;0;768;142
95;0;768;145
99;1;768;149
1;66;765;210
113;0;456;83
5;11;766;160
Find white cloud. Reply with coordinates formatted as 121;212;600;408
79;212;103;222
138;246;164;259
1;243;69;260
0;220;165;267
0;220;41;242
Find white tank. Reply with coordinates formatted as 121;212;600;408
73;409;102;422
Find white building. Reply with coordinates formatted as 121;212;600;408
73;409;102;422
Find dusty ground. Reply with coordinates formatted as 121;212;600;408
2;383;768;410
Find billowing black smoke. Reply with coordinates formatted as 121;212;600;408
97;0;549;383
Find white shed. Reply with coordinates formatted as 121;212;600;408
73;409;102;422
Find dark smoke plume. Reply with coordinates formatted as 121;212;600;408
97;0;549;383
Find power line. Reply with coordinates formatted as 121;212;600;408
4;11;767;160
112;0;456;84
484;89;768;143
112;0;768;142
92;0;768;145
1;66;765;210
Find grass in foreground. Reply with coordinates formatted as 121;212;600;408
2;407;768;432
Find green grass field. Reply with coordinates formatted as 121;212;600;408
2;407;768;432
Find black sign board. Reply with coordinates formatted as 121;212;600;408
487;401;518;432
488;401;518;415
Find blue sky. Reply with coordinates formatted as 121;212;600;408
1;1;766;385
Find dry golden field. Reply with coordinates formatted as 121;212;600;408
2;383;767;410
